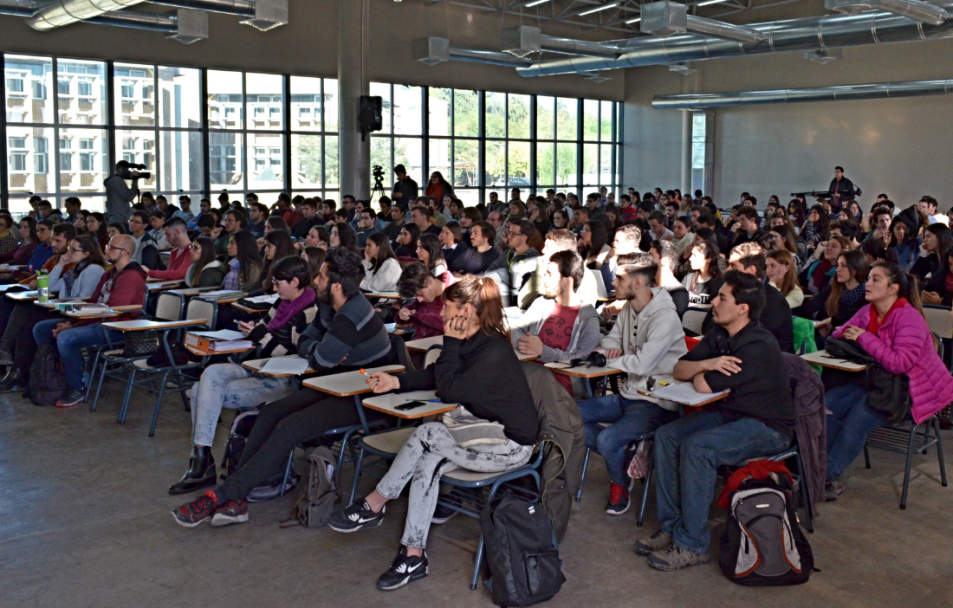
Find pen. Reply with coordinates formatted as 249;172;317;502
406;398;442;403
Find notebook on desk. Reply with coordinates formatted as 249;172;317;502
647;382;729;406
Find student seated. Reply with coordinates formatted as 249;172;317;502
519;229;598;310
483;219;540;307
415;233;448;278
449;221;499;275
798;249;868;339
680;241;724;307
766;250;804;309
438;221;469;270
328;276;539;591
169;257;319;494
171;249;395;527
636;270;795;571
510;250;600;395
649;240;689;318
395;262;457;339
34;235;147;408
824;263;953;500
722;243;794;353
575;253;687;515
183;237;227;288
361;233;402;293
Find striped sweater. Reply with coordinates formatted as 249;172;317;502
297;294;392;374
246;297;319;359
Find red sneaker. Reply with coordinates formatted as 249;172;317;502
606;482;631;516
211;499;249;527
171;490;218;528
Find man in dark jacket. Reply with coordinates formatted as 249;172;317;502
828;166;855;212
391;164;418;205
103;160;140;224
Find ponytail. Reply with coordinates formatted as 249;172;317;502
443;275;509;342
872;261;923;316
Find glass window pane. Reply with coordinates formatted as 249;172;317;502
208;70;243;129
429;138;451;189
6;126;55;196
246;133;283;190
556;98;577;141
59;128;107;193
57;59;106;126
393;85;422;135
536;96;555;140
160;130;203;192
290;76;322;132
428;88;451;137
556;143;576;187
117;129;157;190
600;100;614;142
485;92;505;139
453;140;479;188
537;142;555;186
370;136;391;187
583;99;599;141
453;89;478;137
507;94;530;140
485;141;504;187
61;194;105;213
291;133;323;189
158;66;201;129
246;72;283;131
370;82;391;134
507;141;530;187
583;143;598;185
454;189;480;209
209;131;244;190
324;79;338;132
114;63;154;127
616;144;622;187
5;55;53;124
394;138;422;188
600;144;613;185
325;135;339;190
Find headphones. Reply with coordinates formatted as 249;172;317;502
570;351;607;369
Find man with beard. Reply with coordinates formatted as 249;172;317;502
171;248;397;528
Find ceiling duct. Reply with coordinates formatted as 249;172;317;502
412;36;450;65
826;0;951;26
501;25;621;58
237;0;285;31
517;0;953;77
85;6;208;42
28;0;148;29
641;0;765;44
501;25;541;57
150;0;286;30
413;37;532;68
652;77;953;109
0;0;36;17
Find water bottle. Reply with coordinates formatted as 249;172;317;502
37;270;49;304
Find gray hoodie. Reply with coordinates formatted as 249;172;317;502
603;287;688;410
509;297;602;364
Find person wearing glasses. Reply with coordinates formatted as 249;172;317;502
33;235;147;408
183;237;227;288
142;217;192;282
127;211;159;270
215;209;247;258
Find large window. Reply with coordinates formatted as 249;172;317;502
289;76;338;202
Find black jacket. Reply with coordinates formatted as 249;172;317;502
392;177;419;205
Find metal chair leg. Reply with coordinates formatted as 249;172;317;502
180;391;190;412
148;371;170;437
900;422;921;510
84;350;102;406
348;447;366;506
795;451;814;533
637;451;654;527
864;445;871;469
934;416;948;487
90;355;110;413
279;448;295;497
117;368;137;425
576;447;590;502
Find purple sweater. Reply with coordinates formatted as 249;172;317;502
834;302;953;423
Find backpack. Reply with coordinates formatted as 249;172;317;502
28;344;68;406
221;409;261;477
481;494;565;607
718;471;815;586
281;446;339;529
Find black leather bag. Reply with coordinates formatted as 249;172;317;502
123;331;160;358
825;337;911;423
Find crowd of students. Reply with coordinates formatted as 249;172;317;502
8;180;953;591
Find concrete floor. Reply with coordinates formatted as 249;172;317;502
1;384;952;608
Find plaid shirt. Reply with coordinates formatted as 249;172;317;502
223;258;240;291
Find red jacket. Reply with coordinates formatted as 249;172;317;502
85;262;147;323
147;246;190;281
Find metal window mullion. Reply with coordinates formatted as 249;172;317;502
575;97;583;199
478;91;485;205
282;74;291;198
200;68;210;199
52;57;61;203
529;95;537;192
104;60;116;206
152;65;160;197
241;73;248;196
617;101;624;191
421;86;429;199
320;77;326;199
0;52;8;211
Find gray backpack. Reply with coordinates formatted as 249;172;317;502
283;447;339;529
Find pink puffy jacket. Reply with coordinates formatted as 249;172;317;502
833;302;953;423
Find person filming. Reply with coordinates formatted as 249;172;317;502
104;160;148;225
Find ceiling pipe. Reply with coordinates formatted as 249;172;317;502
652;78;953;109
641;1;765;43
517;1;953;76
147;0;254;15
28;0;149;30
85;6;208;42
449;46;534;67
826;0;951;26
0;0;37;17
539;34;623;57
683;14;766;43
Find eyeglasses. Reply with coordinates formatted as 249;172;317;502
104;244;130;255
189;244;201;251
128;220;143;225
67;246;85;253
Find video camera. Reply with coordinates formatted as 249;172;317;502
118;161;151;180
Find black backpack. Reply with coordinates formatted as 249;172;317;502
28;343;68;406
221;409;261;477
719;472;815;586
481;495;565;607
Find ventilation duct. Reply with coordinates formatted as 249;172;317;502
641;1;765;44
413;37;532;68
147;0;256;15
0;0;36;17
501;25;541;57
500;25;621;58
826;0;951;26
652;78;953;109
28;0;148;30
517;1;953;77
85;7;208;42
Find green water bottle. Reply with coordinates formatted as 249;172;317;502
37;270;49;304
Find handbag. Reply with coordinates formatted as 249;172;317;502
123;331;160;358
825;337;912;423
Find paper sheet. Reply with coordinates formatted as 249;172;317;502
651;382;729;406
243;293;280;304
190;329;245;341
258;357;310;375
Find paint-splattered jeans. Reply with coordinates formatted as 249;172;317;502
189;362;297;447
376;422;533;549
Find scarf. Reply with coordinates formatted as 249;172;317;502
268;287;316;332
867;297;908;336
673;231;695;256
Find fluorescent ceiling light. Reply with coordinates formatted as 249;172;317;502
525;0;549;6
625;16;641;23
578;2;619;16
697;0;730;6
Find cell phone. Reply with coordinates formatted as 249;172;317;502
395;400;426;411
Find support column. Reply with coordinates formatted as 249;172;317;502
680;109;692;198
338;0;370;199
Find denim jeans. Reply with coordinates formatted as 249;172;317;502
654;410;791;554
189;362;297;447
377;422;533;549
826;384;888;481
34;319;122;390
577;394;677;487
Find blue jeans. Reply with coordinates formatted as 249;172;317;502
577;394;677;487
34;319;121;390
654;410;791;554
826;384;888;481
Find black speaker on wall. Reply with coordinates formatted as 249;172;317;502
359;95;382;140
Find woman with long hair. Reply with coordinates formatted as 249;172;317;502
184;236;227;288
223;231;263;294
264;215;290;236
847;200;863;224
552;208;571;231
300;246;326;285
3;217;39;266
800;235;849;296
393;223;420;260
329;222;358;253
766;250;804;309
330;275;538;590
799;204;831;253
681;240;724;306
911;222;950;283
361;232;401;293
578;221;610;269
671;215;694;257
87;212;109;252
888;215;921;272
425;171;453;202
823;263;953;499
771;224;801;265
73;209;89;235
438;221;468;270
261;230;296;293
922;246;953;306
800;250;869;333
416;233;448;277
527;198;551;235
107;222;126;240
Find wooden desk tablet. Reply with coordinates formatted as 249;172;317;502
242;355;315;378
544;362;624;379
231;301;270;315
362;390;459;420
303;365;406;398
103;319;204;332
801;350;867;372
6;290;40;301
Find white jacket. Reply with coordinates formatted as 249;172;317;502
361;257;402;293
603;287;688;410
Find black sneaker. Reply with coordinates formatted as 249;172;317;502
328;498;385;533
55;389;85;408
377;547;429;591
431;503;457;525
210;499;249;527
605;481;631;515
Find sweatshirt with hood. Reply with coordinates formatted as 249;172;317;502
602;287;688;410
80;261;147;324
